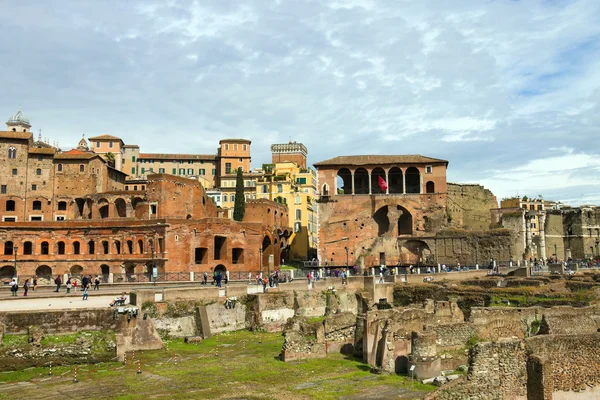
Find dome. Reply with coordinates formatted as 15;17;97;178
7;107;31;126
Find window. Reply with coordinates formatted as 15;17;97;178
187;168;194;175
296;177;307;184
73;241;81;255
12;168;17;175
56;216;65;221
96;141;100;148
80;165;84;172
277;184;283;193
225;144;229;150
234;144;238;150
102;241;109;254
296;195;301;204
109;141;113;148
32;200;41;210
231;195;235;202
31;184;37;191
262;185;268;194
1;185;6;194
57;201;67;210
132;156;136;162
530;205;534;210
159;168;165;173
212;168;216;175
225;163;232;174
296;209;302;220
41;241;49;255
179;168;185;175
141;168;145;174
6;200;15;211
199;169;205;175
57;164;63;172
88;241;95;254
2;217;16;222
57;241;65;255
243;144;247;151
131;167;136;174
239;158;243;162
188;160;193;164
36;168;42;175
133;185;138;190
8;146;16;159
425;165;432;174
223;195;228;202
4;241;13;255
23;241;32;255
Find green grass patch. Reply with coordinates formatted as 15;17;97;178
2;334;28;347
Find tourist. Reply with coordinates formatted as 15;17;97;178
378;271;384;283
54;275;62;292
268;274;273;288
23;279;29;296
81;275;89;290
248;272;252;284
262;277;268;292
110;292;127;307
94;275;100;290
216;272;223;288
212;269;217;285
72;278;78;293
82;285;89;301
33;276;38;291
9;278;18;296
307;272;312;285
203;271;208;285
341;270;347;284
66;277;72;294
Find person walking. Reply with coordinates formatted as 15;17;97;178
248;272;252;285
81;275;89;290
33;276;38;291
23;279;29;296
9;278;18;296
66;277;72;294
203;271;208;285
72;278;77;293
54;275;62;292
94;276;100;291
82;285;89;301
215;272;223;288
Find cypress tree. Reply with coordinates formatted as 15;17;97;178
233;167;245;221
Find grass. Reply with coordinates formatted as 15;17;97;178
2;334;28;346
0;330;434;399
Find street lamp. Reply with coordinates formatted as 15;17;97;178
150;243;156;285
259;247;263;277
417;247;420;270
13;245;18;279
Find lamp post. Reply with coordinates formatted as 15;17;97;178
345;246;349;268
259;247;263;277
416;247;420;270
13;245;18;279
151;243;156;285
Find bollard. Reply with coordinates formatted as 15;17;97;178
137;359;142;374
132;350;135;360
174;353;177;364
49;361;53;376
124;353;127;365
73;366;79;383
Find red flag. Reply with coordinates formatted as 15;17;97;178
378;176;388;192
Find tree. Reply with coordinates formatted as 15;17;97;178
105;152;115;168
233;167;246;221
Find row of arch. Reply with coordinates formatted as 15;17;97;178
331;167;435;195
1;238;158;256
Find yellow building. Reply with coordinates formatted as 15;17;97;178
500;196;545;236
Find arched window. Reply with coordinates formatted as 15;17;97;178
8;147;16;159
336;168;352;195
79;165;84;172
115;241;121;254
88;240;95;254
426;181;435;194
405;167;421;194
223;195;228;202
73;241;81;255
138;240;144;253
32;200;42;210
127;240;133;254
23;241;33;255
4;241;14;255
6;200;15;211
36;168;42;175
57;241;65;255
41;241;49;255
102;241;109;254
57;164;63;172
322;184;329;196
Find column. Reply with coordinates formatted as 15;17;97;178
385;171;389;194
402;173;406;194
351;171;355;195
525;215;532;251
538;213;547;261
368;173;372;195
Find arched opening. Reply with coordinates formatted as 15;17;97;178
88;240;95;254
35;265;52;281
4;241;14;255
75;198;85;218
371;167;386;194
101;264;110;281
401;240;431;264
102;241;109;254
262;236;272;266
57;241;65;255
132;197;143;210
322;184;330;196
373;206;390;236
124;262;136;282
214;264;227;274
85;199;94;219
6;200;15;211
389;167;403;194
0;265;15;279
57;201;67;211
23;241;33;255
354;168;369;194
41;241;49;255
398;205;413;235
336;168;352;195
426;181;435;194
115;241;121;254
405;167;421;194
32;200;42;210
138;240;144;253
70;265;84;276
73;241;81;255
186;214;192;219
98;199;109;219
115;198;127;218
127;240;133;254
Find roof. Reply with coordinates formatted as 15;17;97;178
62;149;89;155
54;152;101;160
88;134;124;143
28;147;56;155
123;144;139;148
313;155;449;167
219;138;251;144
6;108;31;126
138;153;217;160
0;131;33;140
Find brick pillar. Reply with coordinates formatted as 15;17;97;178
351;171;355;195
527;354;553;400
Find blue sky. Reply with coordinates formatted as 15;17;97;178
1;0;599;205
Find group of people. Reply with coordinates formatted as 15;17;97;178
199;270;228;287
53;274;101;300
9;277;35;296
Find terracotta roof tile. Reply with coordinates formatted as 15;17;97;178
313;155;449;167
0;131;33;140
54;153;100;160
28;147;56;155
88;134;124;142
138;153;217;160
219;138;251;144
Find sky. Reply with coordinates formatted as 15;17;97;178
1;0;599;205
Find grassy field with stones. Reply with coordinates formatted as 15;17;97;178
0;330;434;399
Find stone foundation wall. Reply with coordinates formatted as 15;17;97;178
0;309;117;334
433;323;476;348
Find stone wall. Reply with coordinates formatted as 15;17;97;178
447;183;497;231
0;308;117;334
433;323;476;348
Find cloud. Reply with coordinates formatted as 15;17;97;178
0;0;599;205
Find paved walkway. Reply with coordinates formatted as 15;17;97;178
0;293;119;311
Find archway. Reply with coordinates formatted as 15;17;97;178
401;240;431;264
354;168;369;194
4;241;13;255
115;198;127;218
426;181;435;194
405;167;421;194
70;265;84;276
85;199;94;219
336;168;352;195
0;265;14;280
371;167;386;194
101;264;110;282
35;265;52;284
132;197;143;210
322;184;330;196
262;236;273;267
398;205;413;235
389;167;403;194
214;264;227;274
74;198;85;218
373;206;390;236
98;198;109;219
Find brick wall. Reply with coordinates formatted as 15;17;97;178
0;308;117;334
